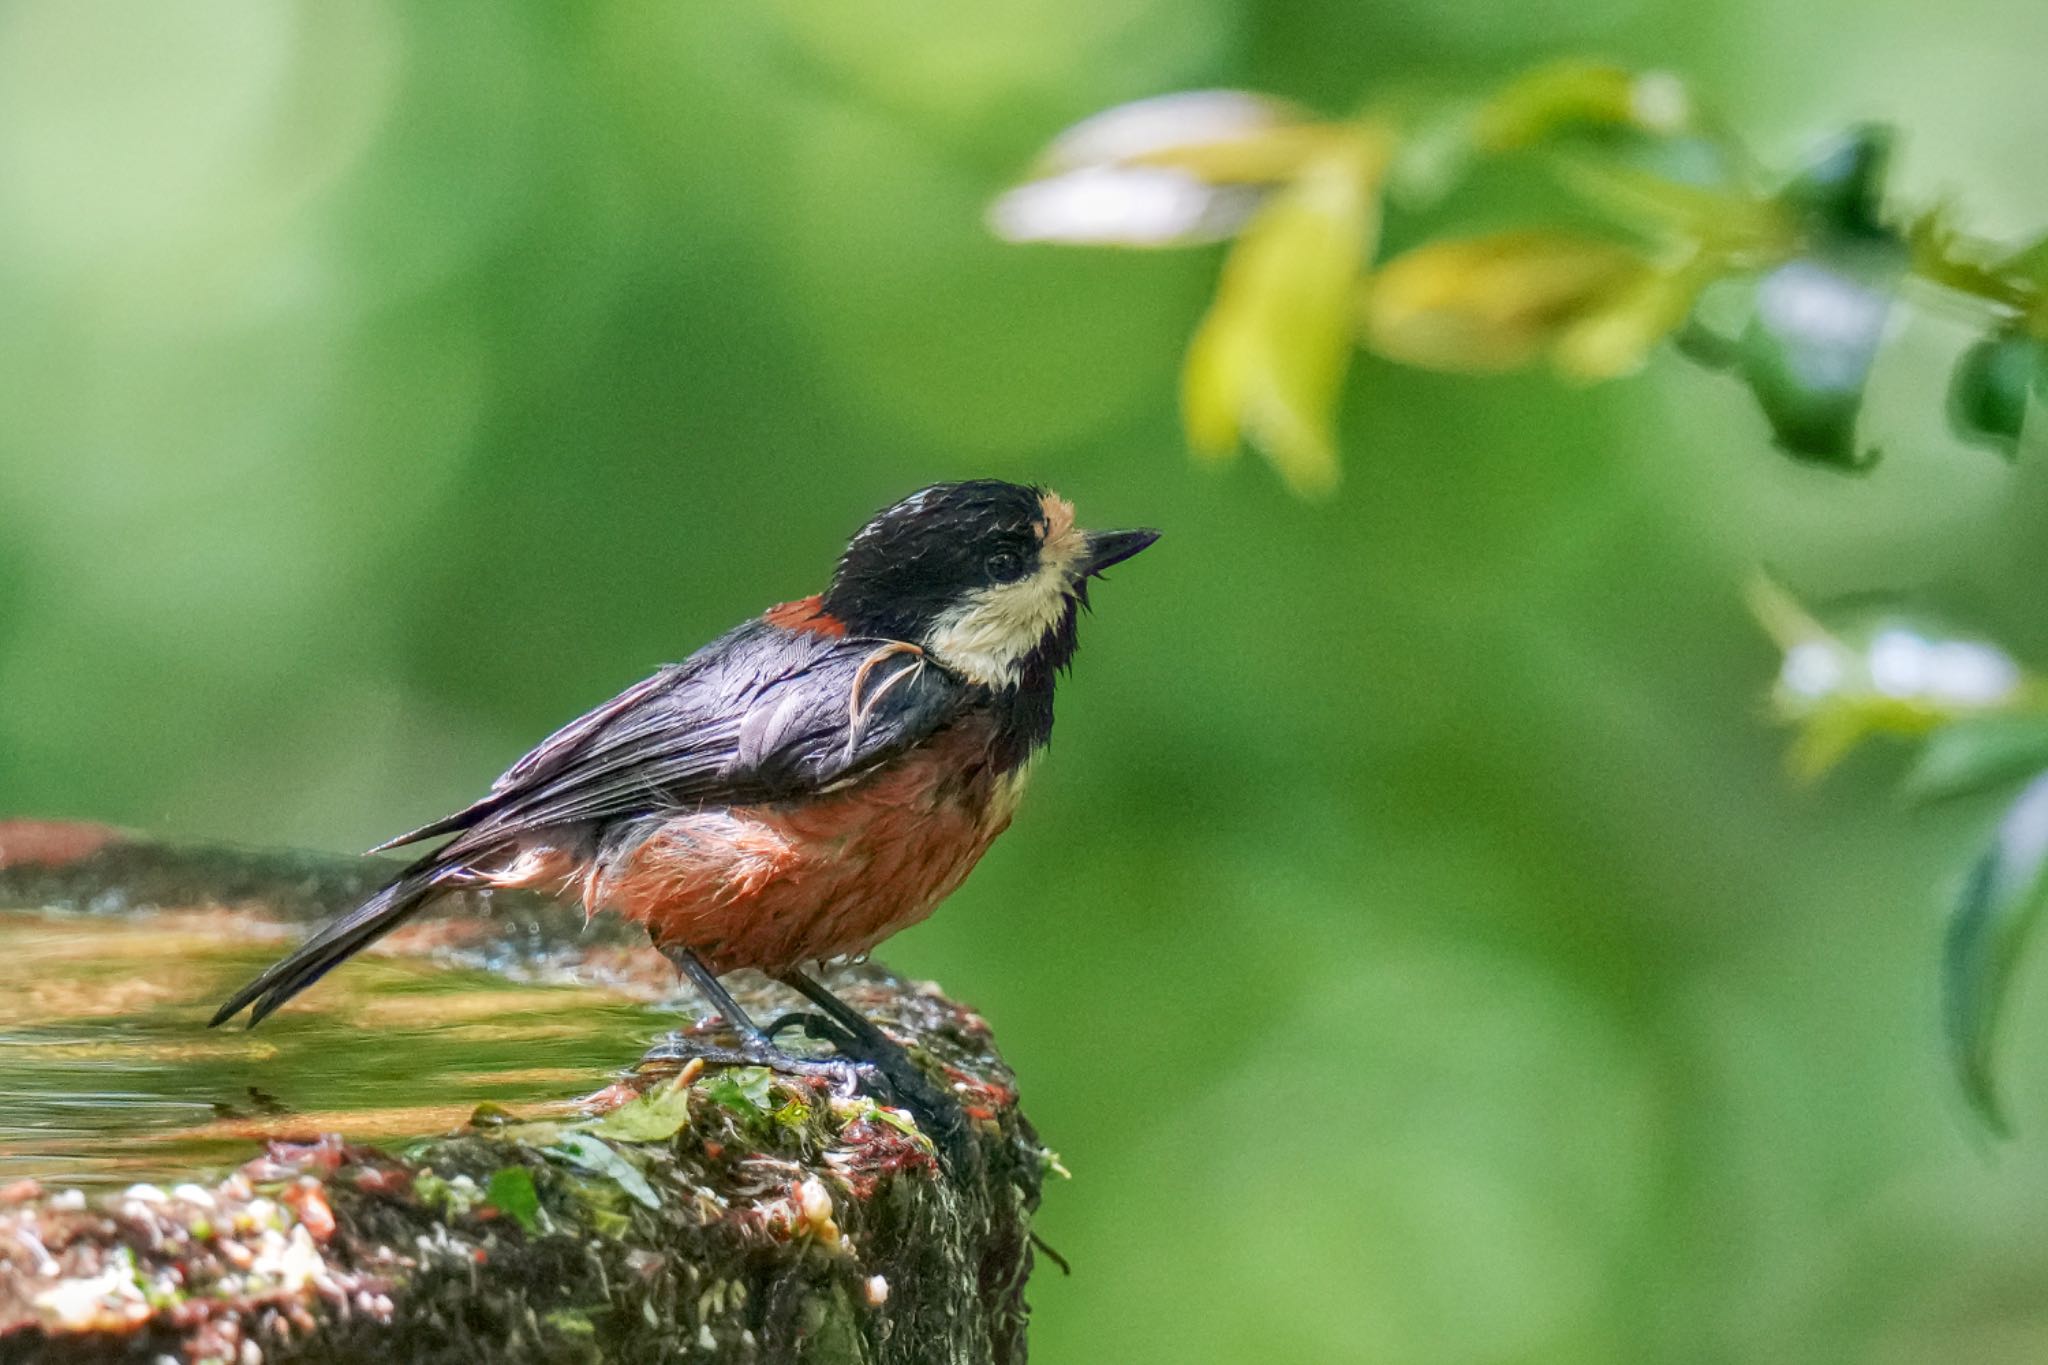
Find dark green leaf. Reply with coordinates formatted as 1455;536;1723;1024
485;1166;541;1235
1737;255;1898;465
1779;124;1893;240
1946;330;2045;457
1945;771;2048;1135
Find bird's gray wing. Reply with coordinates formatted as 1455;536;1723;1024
373;619;969;860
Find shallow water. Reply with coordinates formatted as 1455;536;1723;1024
0;849;694;1189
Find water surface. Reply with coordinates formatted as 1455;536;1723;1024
0;834;694;1188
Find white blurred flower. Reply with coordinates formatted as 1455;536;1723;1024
1039;90;1298;169
988;167;1265;246
989;90;1329;248
1753;577;2034;780
1780;640;1846;701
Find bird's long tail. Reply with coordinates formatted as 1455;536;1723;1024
209;862;452;1028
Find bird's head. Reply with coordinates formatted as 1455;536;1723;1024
822;480;1158;688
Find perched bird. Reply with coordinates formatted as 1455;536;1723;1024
211;481;1157;1132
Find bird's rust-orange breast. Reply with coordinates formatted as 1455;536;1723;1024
582;715;1027;974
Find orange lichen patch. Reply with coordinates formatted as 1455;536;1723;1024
283;1183;337;1241
0;820;123;869
579;1080;644;1114
823;1112;942;1201
763;593;847;637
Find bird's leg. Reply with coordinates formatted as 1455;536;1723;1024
776;969;973;1167
640;945;875;1093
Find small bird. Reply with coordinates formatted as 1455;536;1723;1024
212;481;1156;1130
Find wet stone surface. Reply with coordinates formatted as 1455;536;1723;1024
0;823;1049;1363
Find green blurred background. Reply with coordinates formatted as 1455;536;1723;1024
7;1;2048;1360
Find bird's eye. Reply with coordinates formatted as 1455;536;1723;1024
985;549;1025;583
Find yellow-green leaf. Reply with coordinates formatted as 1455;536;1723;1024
585;1076;694;1144
1179;130;1390;495
1362;230;1652;374
1553;156;1790;260
1473;60;1689;151
1554;257;1717;380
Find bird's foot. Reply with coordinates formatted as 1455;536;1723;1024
641;1019;972;1171
786;1017;971;1170
840;1038;974;1171
636;1028;876;1098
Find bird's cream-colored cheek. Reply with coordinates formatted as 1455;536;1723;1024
922;503;1089;686
922;570;1071;686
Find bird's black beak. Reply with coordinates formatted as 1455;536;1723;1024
1082;527;1160;576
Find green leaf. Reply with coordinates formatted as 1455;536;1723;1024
1946;772;2048;1135
1779;124;1894;240
2002;233;2048;290
485;1166;542;1236
547;1133;660;1210
1551;155;1788;257
1946;330;2045;457
1737;253;1900;465
1905;714;2048;803
700;1066;776;1118
1729;126;1913;463
585;1077;695;1144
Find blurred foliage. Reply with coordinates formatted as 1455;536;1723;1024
995;63;2048;484
1753;581;2048;1131
12;2;2048;1363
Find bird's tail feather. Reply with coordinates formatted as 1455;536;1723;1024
209;864;450;1028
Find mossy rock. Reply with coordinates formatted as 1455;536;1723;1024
0;823;1050;1363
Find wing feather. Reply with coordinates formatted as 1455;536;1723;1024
376;620;967;862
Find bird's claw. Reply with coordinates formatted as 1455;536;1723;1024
639;1015;977;1173
636;1030;876;1098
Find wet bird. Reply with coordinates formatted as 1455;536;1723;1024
211;481;1157;1140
